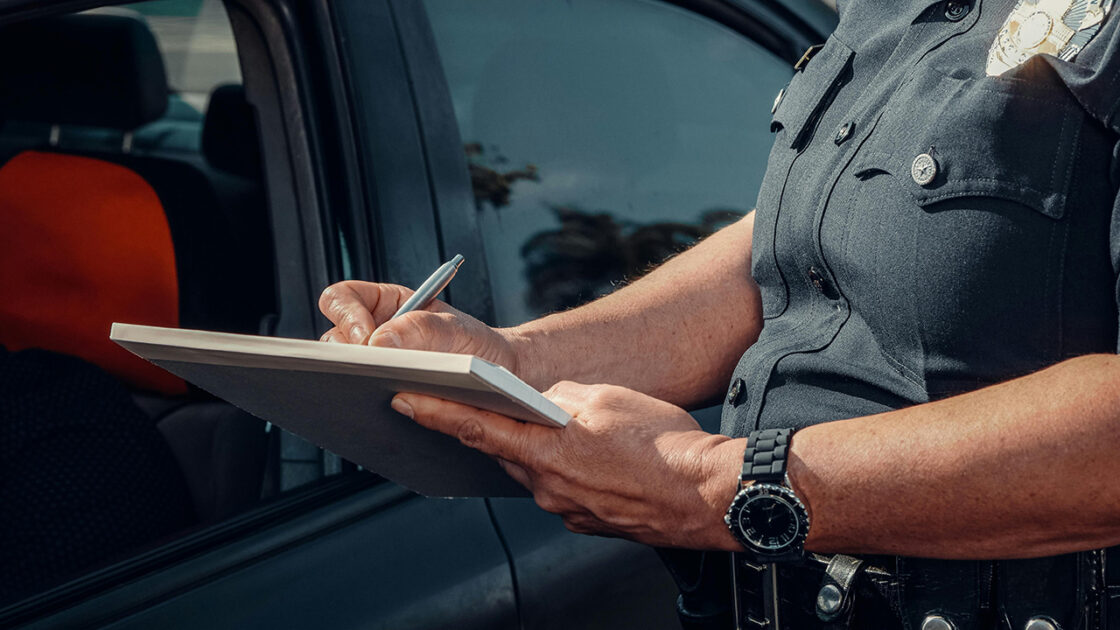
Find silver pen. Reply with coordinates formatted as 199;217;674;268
390;254;465;320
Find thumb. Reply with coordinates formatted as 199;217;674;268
369;327;402;348
368;311;456;352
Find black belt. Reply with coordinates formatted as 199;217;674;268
663;546;1120;630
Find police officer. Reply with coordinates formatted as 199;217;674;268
319;0;1120;626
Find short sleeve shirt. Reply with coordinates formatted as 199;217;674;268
722;0;1120;436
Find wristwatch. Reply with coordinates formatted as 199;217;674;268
724;428;810;562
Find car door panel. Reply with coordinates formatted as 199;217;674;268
34;490;518;630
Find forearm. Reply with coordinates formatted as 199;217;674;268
704;354;1120;557
506;212;762;408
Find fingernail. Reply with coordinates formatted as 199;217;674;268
350;326;369;344
391;397;414;419
324;335;339;343
370;329;401;348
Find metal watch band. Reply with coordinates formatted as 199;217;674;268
741;428;792;485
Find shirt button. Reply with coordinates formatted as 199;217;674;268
911;153;939;186
1024;618;1059;630
944;0;970;21
834;122;854;145
770;86;788;113
808;266;839;300
727;378;746;406
921;616;957;630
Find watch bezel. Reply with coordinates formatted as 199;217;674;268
724;482;810;560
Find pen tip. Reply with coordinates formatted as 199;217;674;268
450;254;465;268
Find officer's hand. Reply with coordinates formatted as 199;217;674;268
391;381;742;550
318;281;521;373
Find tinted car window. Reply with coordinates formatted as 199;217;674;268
0;0;280;607
424;0;792;325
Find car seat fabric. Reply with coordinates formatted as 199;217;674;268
0;13;167;130
0;345;194;605
0;150;186;395
202;84;263;180
198;83;275;333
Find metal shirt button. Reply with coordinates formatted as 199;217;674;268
816;583;843;616
1024;617;1060;630
771;88;786;115
727;378;746;406
944;0;970;21
922;615;957;630
834;122;854;145
911;153;939;186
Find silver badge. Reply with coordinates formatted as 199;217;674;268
987;0;1114;76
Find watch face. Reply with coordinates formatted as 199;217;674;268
728;485;808;553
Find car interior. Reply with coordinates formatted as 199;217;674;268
0;6;279;603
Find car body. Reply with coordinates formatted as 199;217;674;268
0;0;835;627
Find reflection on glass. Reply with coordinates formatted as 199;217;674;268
520;206;743;313
466;142;539;209
426;0;791;325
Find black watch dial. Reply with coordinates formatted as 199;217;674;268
739;495;799;550
728;484;808;554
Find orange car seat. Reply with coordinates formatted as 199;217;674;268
0;14;184;395
0;13;272;524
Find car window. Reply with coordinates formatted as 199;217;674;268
424;0;792;326
0;0;289;608
136;0;242;112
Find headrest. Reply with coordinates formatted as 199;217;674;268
0;151;186;395
0;13;168;130
202;84;262;179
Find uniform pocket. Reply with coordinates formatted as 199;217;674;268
839;69;1081;382
754;38;855;320
852;71;1079;219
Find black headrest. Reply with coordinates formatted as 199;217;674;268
202;84;262;179
0;13;168;130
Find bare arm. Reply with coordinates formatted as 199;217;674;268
320;212;762;410
509;212;761;407
783;353;1120;558
394;353;1120;559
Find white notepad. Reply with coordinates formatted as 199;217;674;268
111;323;569;497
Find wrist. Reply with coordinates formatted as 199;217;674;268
722;429;811;560
497;325;545;389
700;436;749;551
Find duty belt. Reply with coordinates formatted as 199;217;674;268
665;546;1120;630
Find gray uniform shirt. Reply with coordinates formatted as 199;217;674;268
722;0;1120;436
717;0;1120;625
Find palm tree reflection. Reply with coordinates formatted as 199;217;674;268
521;206;742;313
463;142;745;315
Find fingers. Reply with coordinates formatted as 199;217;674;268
392;393;555;468
318;282;414;344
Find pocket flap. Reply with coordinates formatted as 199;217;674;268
853;149;1069;219
850;74;1080;220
